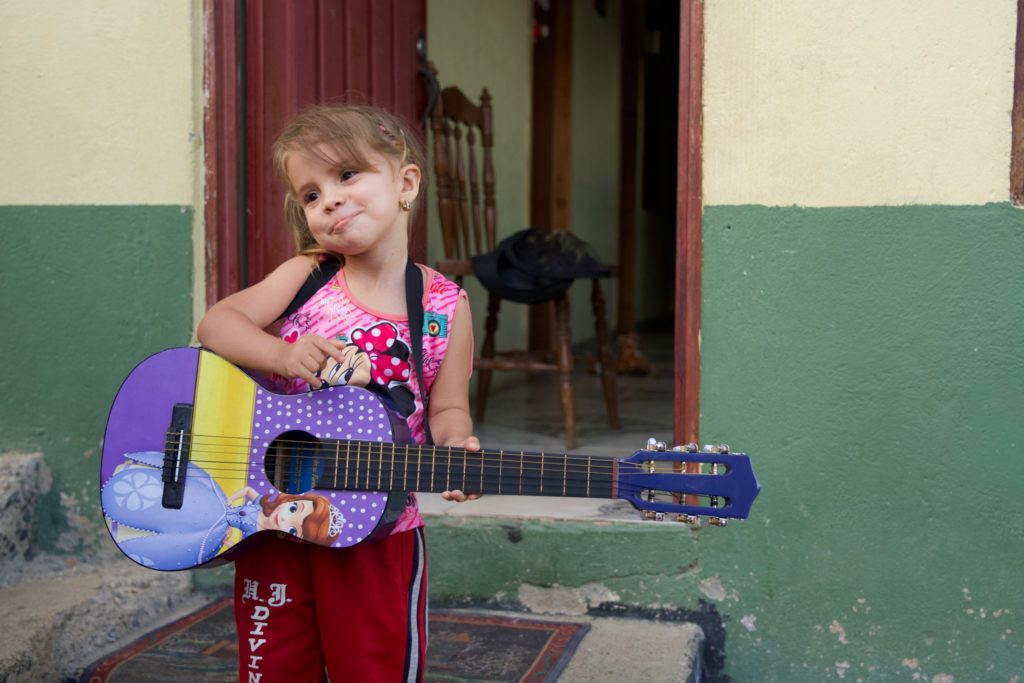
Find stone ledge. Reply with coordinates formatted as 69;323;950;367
0;452;51;562
418;491;650;523
0;550;202;683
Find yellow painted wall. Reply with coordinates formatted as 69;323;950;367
427;0;626;351
0;0;202;206
424;0;532;258
703;0;1017;206
426;0;533;371
569;0;622;337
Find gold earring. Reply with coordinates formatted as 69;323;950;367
400;199;411;211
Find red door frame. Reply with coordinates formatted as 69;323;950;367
203;1;243;306
675;0;704;447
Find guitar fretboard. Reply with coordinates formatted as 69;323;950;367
273;439;617;498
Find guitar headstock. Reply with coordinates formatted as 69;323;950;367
617;440;760;527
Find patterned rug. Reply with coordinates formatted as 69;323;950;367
80;599;589;683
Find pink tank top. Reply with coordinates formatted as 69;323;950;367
275;264;469;534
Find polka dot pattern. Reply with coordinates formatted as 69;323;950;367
249;385;394;548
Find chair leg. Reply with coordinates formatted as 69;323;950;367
591;279;620;429
554;293;576;450
475;292;500;423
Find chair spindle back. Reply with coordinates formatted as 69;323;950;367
431;86;497;270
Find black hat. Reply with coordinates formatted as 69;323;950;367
470;229;612;305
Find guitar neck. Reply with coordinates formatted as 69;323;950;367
278;439;617;499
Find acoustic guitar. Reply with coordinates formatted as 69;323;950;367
101;347;760;571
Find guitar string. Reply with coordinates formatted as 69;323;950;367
152;444;722;482
154;453;643;481
145;448;728;505
136;433;729;499
145;445;714;479
145;455;726;502
151;468;724;504
156;431;732;460
154;432;729;475
151;447;722;485
159;438;626;475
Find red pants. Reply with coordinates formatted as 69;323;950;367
233;528;427;683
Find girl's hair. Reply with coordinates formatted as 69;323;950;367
260;492;340;543
271;105;427;259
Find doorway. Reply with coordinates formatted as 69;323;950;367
202;0;703;446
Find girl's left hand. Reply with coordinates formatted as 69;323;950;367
440;436;483;502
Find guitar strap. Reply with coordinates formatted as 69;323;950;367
278;259;342;321
405;258;434;446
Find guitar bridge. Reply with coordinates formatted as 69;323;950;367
161;403;193;509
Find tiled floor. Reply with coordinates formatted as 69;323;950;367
471;332;675;458
419;332;675;520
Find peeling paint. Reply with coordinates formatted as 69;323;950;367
830;619;849;645
931;674;954;683
902;658;919;670
517;582;620;616
741;614;757;632
698;575;726;601
679;559;700;577
835;660;850;678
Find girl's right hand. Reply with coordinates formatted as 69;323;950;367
277;334;346;388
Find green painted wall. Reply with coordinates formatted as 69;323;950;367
427;203;1024;680
699;203;1024;680
426;0;532;369
0;206;194;551
567;0;623;335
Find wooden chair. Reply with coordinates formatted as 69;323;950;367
429;83;620;450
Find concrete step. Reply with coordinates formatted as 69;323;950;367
445;608;705;683
0;572;703;683
0;451;205;682
0;550;204;682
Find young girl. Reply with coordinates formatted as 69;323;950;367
197;104;479;683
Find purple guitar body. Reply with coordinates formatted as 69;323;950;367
101;348;760;571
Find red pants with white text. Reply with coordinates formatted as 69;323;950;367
233;528;427;683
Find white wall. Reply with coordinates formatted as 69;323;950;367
703;0;1017;206
0;0;202;206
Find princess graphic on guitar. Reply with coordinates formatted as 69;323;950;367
100;451;344;570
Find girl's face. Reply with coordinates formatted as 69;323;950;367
286;143;420;258
265;499;313;537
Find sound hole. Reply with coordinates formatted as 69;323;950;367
264;430;321;494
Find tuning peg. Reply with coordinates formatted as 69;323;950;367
716;444;731;454
645;437;657;450
643;510;666;521
675;514;701;526
708;517;728;527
